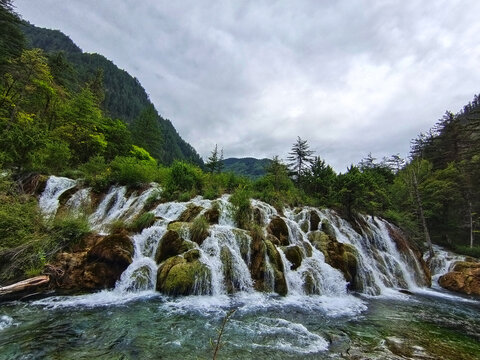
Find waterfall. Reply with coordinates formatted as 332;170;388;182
39;176;429;298
429;245;466;287
38;176;77;218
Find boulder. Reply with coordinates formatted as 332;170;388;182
154;230;194;264
438;261;480;296
249;227;267;292
265;239;288;295
204;205;220;224
310;211;321;231
308;230;358;289
156;256;210;296
267;216;289;246
283;245;303;270
52;230;134;290
87;230;133;268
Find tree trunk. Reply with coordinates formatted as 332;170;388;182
412;171;434;260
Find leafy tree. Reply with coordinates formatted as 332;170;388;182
0;0;25;70
304;156;336;205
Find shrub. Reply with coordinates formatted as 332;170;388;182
79;155;111;192
190;216;210;245
164;161;204;199
110;155;157;187
454;245;480;259
50;214;91;249
229;186;252;230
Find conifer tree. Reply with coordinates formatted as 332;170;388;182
287;136;314;184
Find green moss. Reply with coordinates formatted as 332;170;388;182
156;256;210;296
129;212;156;233
189;216;209;245
154;230;194;264
283;245;303;270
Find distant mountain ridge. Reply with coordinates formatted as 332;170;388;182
21;22;203;166
222;157;271;179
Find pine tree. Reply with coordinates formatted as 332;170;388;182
205;144;224;173
287;136;314;183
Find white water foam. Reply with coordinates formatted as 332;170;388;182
39;176;77;218
0;315;15;331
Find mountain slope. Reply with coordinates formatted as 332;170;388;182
21;22;203;166
222;157;271;179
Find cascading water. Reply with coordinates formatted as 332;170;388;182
429;245;466;288
38;176;77;218
39;176;429;298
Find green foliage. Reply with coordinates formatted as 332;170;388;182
453;245;480;259
129;212;156;233
164;161;203;199
50;214;90;249
190;216;209;244
109;155;158;187
229;186;252;229
222;157;271;180
79;155;110;192
205;144;224;173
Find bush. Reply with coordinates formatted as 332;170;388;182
79;155;111;191
50;214;91;249
229;186;252;229
190;216;209;245
164;161;204;199
110;156;158;187
454;245;480;259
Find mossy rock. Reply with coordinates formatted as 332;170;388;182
232;228;251;263
300;220;309;233
154;230;194;264
87;229;133;268
308;230;358;288
265;239;287;295
178;204;203;222
267;216;289;246
249;226;267;291
321;219;336;240
310;211;321;231
253;207;264;226
156;256;210;296
184;249;201;262
303;272;316;294
167;221;189;234
204;205;220;224
283;245;303;270
221;246;236;293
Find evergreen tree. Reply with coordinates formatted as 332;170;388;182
130;104;162;160
287;136;315;184
205;144;224;173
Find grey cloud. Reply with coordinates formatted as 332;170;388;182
16;0;480;171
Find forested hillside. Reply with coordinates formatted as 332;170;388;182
222;157;271;179
20;21;202;166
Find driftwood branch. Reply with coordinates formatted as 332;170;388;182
0;275;50;300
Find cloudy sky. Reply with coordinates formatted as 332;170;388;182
16;0;480;171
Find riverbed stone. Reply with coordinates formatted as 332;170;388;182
438;261;480;296
178;204;203;222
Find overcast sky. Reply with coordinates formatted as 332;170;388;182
16;0;480;171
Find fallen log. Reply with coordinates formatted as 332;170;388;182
0;275;50;301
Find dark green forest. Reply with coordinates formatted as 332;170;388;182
1;0;479;283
